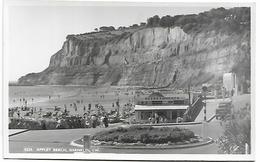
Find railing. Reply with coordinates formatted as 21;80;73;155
183;95;204;122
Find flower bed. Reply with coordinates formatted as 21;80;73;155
92;125;196;144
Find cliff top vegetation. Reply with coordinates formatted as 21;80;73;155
66;7;250;42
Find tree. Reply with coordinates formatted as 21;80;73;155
118;26;126;30
140;22;146;26
131;24;139;28
159;15;174;27
99;26;115;32
147;15;160;27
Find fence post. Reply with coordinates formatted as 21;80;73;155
83;134;91;153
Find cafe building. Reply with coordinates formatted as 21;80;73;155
134;92;189;123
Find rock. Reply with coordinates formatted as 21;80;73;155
18;9;250;88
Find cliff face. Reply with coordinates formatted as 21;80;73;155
18;25;250;88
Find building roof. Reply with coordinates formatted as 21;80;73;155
148;92;165;98
135;105;188;111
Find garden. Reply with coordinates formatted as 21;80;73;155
91;125;199;146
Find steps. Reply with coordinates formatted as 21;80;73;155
183;96;205;122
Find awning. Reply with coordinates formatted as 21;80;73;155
134;105;188;111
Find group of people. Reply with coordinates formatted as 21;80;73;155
57;105;110;129
148;113;168;124
9;89;139;130
9;106;38;119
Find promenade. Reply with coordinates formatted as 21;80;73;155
9;94;250;154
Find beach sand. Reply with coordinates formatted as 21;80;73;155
9;85;136;116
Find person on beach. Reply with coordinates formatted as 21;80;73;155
85;118;90;128
148;116;152;124
56;118;61;129
100;116;105;127
103;115;109;128
17;110;20;118
155;113;159;124
160;116;164;123
73;103;77;111
64;107;67;114
91;115;97;128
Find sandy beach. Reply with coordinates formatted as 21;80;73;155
9;85;136;116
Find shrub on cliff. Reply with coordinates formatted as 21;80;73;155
146;7;250;33
99;26;115;32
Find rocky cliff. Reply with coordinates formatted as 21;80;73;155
18;7;251;88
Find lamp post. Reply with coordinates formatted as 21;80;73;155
202;85;208;121
202;85;208;138
116;98;120;117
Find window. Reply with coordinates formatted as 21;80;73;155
152;101;162;105
174;100;185;105
172;111;178;119
168;101;174;104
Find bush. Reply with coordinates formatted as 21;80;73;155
217;105;251;154
118;134;136;143
169;131;182;142
9;116;87;130
128;125;153;131
9;118;57;130
140;133;150;143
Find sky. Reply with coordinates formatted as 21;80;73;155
5;1;243;82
